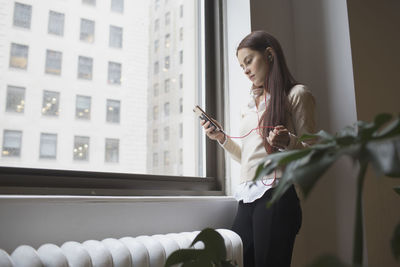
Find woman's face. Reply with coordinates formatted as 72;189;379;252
237;48;269;88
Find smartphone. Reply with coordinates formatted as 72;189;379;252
193;105;222;132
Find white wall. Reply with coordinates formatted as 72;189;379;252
0;196;237;253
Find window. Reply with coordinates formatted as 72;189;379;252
108;62;122;84
154;40;159;53
165;33;170;48
163;150;170;166
154;83;159;96
180;4;184;18
154;61;159;74
165;12;170;26
179;148;183;164
153;153;158;167
179;27;183;41
164;79;170;93
179;50;183;64
48;11;65;36
80;19;95;43
76;95;91;120
153;105;159;120
78;56;93;80
73;136;89;161
155;0;160;10
179;98;183;113
154;19;159;32
9;43;28;69
105;138;119;163
153;129;158;144
164;56;170;70
82;0;96;6
106;99;120;123
6;86;25;113
2;130;22;157
42;91;60;116
40;133;57;159
164;102;170;117
164;127;169;141
109;25;123;48
45;50;62;75
111;0;124;13
179;123;183;138
179;73;183;89
13;2;32;29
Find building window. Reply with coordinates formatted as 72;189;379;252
153;129;158;144
164;150;170;166
164;102;170;117
179;148;183;164
105;138;119;163
179;123;183;138
164;79;170;93
13;2;32;29
48;11;65;36
154;40;159;53
45;50;62;75
6;85;25;113
153;152;158;167
73;136;89;161
82;0;96;6
78;56;93;80
179;50;183;64
2;130;22;157
179;98;183;113
165;33;170;48
164;127;169;141
154;83;159;96
106;99;120;123
111;0;124;13
80;18;95;43
40;133;57;159
154;19;159;32
9;43;28;69
154;61;159;74
179;73;183;89
109;25;123;48
179;27;183;41
42;90;60;116
153;105;159;120
164;56;170;70
165;12;170;26
76;95;91;120
108;62;122;84
180;4;184;18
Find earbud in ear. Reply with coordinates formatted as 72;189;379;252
267;53;273;62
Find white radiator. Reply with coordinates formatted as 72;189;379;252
0;229;243;267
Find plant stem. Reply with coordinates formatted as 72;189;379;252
353;160;368;266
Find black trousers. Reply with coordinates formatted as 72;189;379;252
231;185;302;267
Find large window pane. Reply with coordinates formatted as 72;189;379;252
13;2;32;29
1;0;207;179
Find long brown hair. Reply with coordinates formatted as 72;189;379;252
237;31;298;153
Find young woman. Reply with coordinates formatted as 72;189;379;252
201;31;316;266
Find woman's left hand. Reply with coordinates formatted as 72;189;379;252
267;125;290;150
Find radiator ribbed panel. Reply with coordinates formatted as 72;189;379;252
0;229;243;267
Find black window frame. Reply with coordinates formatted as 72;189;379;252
0;0;226;196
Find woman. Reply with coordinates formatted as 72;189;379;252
201;31;316;266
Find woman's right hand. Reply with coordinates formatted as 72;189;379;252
200;119;226;144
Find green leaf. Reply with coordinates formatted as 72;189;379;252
190;228;226;262
366;137;400;177
394;187;400;196
299;130;333;142
165;249;205;267
306;254;352;267
391;222;400;262
373;114;400;139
